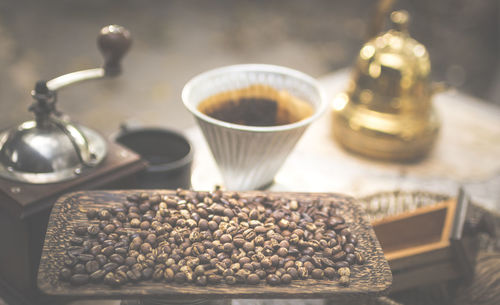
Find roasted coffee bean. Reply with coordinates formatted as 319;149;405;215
331;244;342;255
197;219;209;231
243;229;256;241
115;265;128;274
163;268;175;282
266;274;280;285
115;247;128;256
243;241;255;252
139;202;151;213
89;269;106;282
73;263;86;274
348;234;358;246
346;253;356;265
223;208;234;218
270;255;279;267
86;209;98;219
142;267;153;280
70;274;89;286
255;226;266;234
239;257;251;265
140;221;151;230
208;220;218;231
256;270;267;279
141;243;152;254
322;257;335;268
339;275;350;286
332;251;347;262
242;263;254;271
309;256;320;268
234;269;250;282
286;267;298;279
103;262;118;272
220;233;232;243
109;254;125;265
233;237;246;248
277;247;288;257
311;269;324;279
95;254;107;266
103;224;115;234
334;261;350;269
85;260;99;274
102;239;115;247
207;274;222;284
99;209;111;220
195;275;207;286
115;263;128;273
261;258;271;269
247;273;260;284
87;224;100;236
74;225;88;236
338;267;350;277
130;218;141;228
67;247;84;258
298;267;308;279
327;216;344;228
248;209;259;220
127;194;140;203
151;268;163;281
223;243;234;253
115;269;128;285
59;268;72;281
103;272;119;286
101;246;114;257
89;245;102;256
302;247;314;257
127;269;142;282
324;267;336;279
225;275;237;285
281;273;292;284
303;261;314;272
77;254;94;262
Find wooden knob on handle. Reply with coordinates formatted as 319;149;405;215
97;25;132;76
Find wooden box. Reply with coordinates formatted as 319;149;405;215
372;196;478;292
0;141;146;305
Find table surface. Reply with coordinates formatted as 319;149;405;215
187;69;500;213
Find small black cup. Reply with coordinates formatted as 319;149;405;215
115;127;193;189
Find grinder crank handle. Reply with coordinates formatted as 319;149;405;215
98;25;132;76
45;25;131;91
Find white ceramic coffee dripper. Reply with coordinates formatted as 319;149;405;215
182;64;326;190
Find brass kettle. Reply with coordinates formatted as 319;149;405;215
332;10;441;161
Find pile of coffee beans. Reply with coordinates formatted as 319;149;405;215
59;189;364;287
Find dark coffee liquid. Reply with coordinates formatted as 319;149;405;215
201;98;284;126
198;89;314;127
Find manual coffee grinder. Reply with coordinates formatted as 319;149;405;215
0;25;146;305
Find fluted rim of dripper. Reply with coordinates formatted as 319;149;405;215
182;64;327;133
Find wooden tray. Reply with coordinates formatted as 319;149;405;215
37;190;391;300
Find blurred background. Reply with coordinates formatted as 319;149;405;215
0;0;498;135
